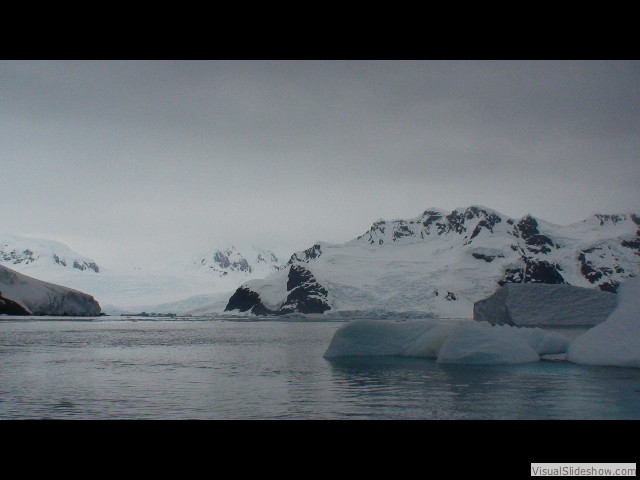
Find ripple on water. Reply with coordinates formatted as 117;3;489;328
0;319;639;419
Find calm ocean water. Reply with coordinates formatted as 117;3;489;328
1;318;639;419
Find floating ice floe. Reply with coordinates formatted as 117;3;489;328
324;319;569;365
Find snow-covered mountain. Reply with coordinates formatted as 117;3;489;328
225;206;640;318
190;245;281;278
0;264;100;316
0;233;99;273
0;234;282;312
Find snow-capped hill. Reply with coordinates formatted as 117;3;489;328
0;233;99;273
225;206;640;317
192;245;281;277
0;264;100;316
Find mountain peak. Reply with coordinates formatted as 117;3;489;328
353;206;512;247
193;245;281;276
0;233;99;273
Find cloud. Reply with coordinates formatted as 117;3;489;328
0;60;638;268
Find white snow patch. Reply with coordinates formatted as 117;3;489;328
568;276;640;368
242;268;290;310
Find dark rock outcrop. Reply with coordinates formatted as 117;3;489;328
288;244;323;264
225;286;273;315
73;260;100;272
225;265;330;315
0;291;30;315
279;265;330;314
213;250;251;272
577;238;637;293
472;252;504;262
499;259;565;285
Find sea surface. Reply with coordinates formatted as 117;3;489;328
1;318;639;419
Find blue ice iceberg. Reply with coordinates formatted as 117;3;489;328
324;319;569;365
568;277;640;368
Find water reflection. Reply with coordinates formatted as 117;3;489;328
327;357;640;419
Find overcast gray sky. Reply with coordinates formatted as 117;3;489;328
1;60;638;268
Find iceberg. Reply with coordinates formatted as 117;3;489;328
324;319;569;365
473;283;617;327
567;277;640;367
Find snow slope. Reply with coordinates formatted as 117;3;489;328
324;319;569;364
226;206;639;317
567;276;640;367
0;233;99;273
0;264;100;316
190;245;281;278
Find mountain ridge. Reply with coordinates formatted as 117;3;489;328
226;206;639;317
0;233;99;273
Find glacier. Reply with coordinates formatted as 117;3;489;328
0;234;282;313
567;276;640;368
324;319;569;365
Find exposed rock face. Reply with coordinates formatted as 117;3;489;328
225;265;330;315
0;265;101;316
0;292;30;315
72;260;99;272
225;286;272;315
279;265;330;314
473;283;617;327
288;244;323;264
499;259;565;285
